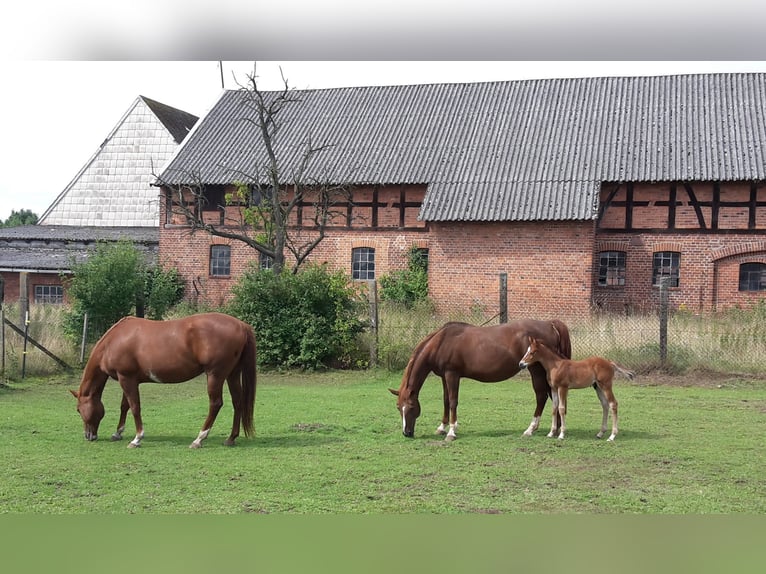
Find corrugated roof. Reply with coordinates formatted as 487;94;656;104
0;225;158;243
158;73;766;222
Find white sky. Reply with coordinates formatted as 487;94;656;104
2;1;766;221
2;60;766;222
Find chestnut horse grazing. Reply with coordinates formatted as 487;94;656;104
519;337;634;441
71;312;257;449
389;319;571;441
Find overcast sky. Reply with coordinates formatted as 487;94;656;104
2;2;766;221
4;60;766;222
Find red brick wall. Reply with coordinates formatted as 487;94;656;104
427;221;595;319
159;180;766;317
160;184;430;308
595;181;766;313
0;271;68;305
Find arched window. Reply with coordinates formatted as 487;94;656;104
739;262;766;291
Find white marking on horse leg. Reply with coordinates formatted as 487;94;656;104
436;422;448;435
523;416;540;437
190;428;210;449
608;404;618;441
445;422;458;441
401;406;407;434
128;430;144;448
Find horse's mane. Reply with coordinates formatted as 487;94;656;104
399;326;444;394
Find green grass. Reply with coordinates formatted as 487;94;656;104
1;370;764;514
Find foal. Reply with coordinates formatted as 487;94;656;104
518;337;634;441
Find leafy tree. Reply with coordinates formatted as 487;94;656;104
1;209;38;227
227;263;366;369
62;240;184;342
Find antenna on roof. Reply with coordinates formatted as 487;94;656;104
218;61;224;90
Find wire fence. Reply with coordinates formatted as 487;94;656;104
3;291;766;380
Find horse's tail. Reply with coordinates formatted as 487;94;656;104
550;319;572;359
240;325;258;437
611;362;635;380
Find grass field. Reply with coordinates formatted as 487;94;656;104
1;369;764;514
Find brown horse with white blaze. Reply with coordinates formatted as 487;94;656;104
518;337;634;441
389;319;572;441
71;312;257;448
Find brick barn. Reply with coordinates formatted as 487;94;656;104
157;73;766;319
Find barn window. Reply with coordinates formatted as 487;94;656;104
210;245;231;277
739;262;766;291
597;251;626;286
652;251;680;287
259;252;274;271
34;285;64;304
352;247;375;280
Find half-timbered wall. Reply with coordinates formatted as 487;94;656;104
160;184;428;307
594;181;766;312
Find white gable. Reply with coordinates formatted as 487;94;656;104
39;98;181;227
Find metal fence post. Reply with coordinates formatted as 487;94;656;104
659;277;670;364
499;272;508;324
367;280;378;367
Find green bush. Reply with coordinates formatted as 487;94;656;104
227;263;367;370
62;240;184;343
379;247;429;308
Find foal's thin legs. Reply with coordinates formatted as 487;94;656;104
595;383;618;441
594;385;610;439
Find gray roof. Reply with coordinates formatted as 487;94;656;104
0;225;158;243
141;96;198;144
0;226;158;272
158;73;766;222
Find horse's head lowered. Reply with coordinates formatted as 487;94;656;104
70;390;105;441
388;387;420;438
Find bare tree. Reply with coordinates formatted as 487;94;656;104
155;65;353;274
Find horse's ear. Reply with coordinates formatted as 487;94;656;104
388;388;400;396
69;390;79;399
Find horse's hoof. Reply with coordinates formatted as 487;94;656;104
223;440;236;446
127;443;140;449
189;442;202;449
111;434;123;441
435;429;447;435
444;434;457;442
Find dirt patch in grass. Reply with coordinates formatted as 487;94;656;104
636;368;766;388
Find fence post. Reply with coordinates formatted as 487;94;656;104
499;272;508;324
80;313;89;364
0;275;5;379
21;310;29;379
659;277;670;364
1;303;5;380
367;280;378;367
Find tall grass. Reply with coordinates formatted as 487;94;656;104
372;300;766;377
4;299;766;380
0;303;80;380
